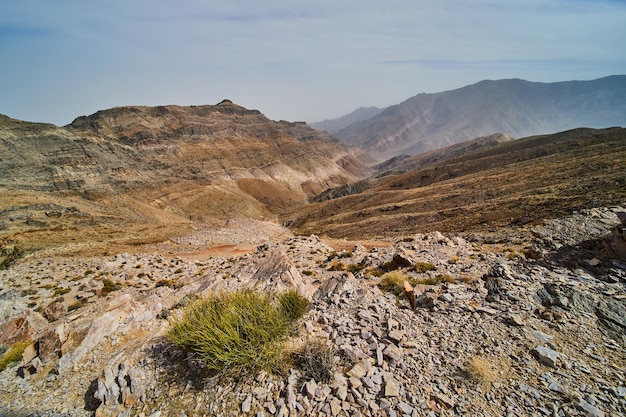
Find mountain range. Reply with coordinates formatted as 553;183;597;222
1;82;626;417
314;75;626;160
0;101;368;255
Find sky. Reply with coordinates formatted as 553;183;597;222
1;0;625;126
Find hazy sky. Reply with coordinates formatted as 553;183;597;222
1;0;625;125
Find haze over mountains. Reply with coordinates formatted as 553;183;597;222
314;75;626;160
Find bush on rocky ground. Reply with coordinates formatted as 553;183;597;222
294;338;336;383
0;341;31;372
167;289;308;378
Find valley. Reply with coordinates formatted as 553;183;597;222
0;94;624;417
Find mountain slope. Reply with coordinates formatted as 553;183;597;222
309;106;383;133
332;76;626;160
285;127;626;238
0;101;369;254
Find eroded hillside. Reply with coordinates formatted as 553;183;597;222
0;102;369;256
286;128;626;238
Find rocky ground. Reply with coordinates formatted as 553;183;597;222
0;208;625;417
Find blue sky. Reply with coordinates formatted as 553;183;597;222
1;0;625;125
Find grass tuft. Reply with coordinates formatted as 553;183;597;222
378;271;417;296
277;290;309;322
0;341;31;372
413;262;436;273
167;289;308;378
462;356;498;390
295;338;335;383
101;278;121;295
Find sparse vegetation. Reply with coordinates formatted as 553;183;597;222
379;271;455;295
294;338;335;383
301;270;316;277
0;341;31;372
414;274;455;285
327;260;346;271
462;356;498;390
54;287;70;296
378;271;417;296
277;289;309;322
167;289;308;377
347;263;366;273
155;279;182;289
0;240;22;270
101;278;121;295
413;262;436;273
68;298;88;311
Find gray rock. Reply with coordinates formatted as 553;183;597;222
388;329;405;343
397;402;414;415
576;399;605;417
532;346;562;368
434;393;455;408
336;385;348;401
438;293;454;303
506;314;525;326
376;346;384;366
329;398;342;415
304;379;318;399
241;395;252;413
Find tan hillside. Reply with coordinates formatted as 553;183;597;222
0;101;369;255
286;127;626;238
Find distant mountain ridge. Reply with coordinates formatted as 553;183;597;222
310;106;383;133
324;76;626;160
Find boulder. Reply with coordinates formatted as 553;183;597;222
602;212;626;261
0;311;47;345
43;302;67;322
250;250;316;299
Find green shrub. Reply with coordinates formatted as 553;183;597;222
167;289;308;377
413;262;436;273
0;341;31;372
101;279;121;295
54;287;70;296
347;263;366;273
278;290;309;322
327;260;346;271
414;274;455;285
378;271;417;296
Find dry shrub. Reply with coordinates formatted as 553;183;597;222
462;356;498;390
458;274;478;284
294;338;335;383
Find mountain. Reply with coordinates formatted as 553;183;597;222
2;105;626;417
285;127;626;238
309;106;383;133
0;101;369;254
329;76;626;160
